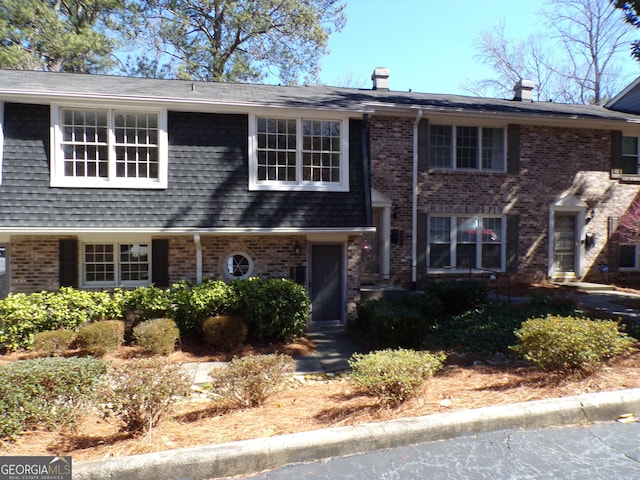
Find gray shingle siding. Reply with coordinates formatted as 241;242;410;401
0;104;368;229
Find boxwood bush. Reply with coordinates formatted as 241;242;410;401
511;315;636;372
33;330;77;356
0;357;107;440
76;320;125;356
349;348;445;407
202;315;248;352
133;318;180;355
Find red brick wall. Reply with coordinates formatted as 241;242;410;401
371;117;640;284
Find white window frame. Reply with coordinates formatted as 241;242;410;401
622;135;640;176
221;250;254;281
248;113;350;191
427;215;506;272
80;239;152;288
50;105;168;189
429;124;506;172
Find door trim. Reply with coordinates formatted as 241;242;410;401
548;195;587;279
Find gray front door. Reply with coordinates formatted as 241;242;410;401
310;244;344;324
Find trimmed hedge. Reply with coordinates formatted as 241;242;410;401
349;348;445;406
511;315;636;372
133;318;180;355
0;357;107;440
76;320;125;356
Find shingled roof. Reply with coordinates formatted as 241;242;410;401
1;69;640;124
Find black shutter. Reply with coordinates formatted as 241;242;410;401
507;124;520;174
506;215;520;273
608;217;620;273
416;212;428;272
59;239;78;288
611;130;622;178
417;119;429;171
151;239;170;287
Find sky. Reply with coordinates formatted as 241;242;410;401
316;0;640;96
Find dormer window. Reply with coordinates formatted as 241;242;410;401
248;114;349;191
51;106;168;188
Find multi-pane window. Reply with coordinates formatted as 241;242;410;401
251;115;348;190
622;136;640;175
53;107;167;188
83;243;149;286
428;215;504;270
428;125;505;171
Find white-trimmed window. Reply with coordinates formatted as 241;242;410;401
249;114;349;191
622;136;640;175
428;215;505;270
83;242;150;287
222;251;254;280
51;107;168;188
429;125;505;171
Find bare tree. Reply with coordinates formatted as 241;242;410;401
468;0;634;104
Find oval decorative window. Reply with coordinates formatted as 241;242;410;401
224;252;253;280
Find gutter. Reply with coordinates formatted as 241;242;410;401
412;109;423;288
194;233;203;285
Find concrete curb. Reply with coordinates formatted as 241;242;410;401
73;388;640;480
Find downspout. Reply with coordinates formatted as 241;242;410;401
361;114;372;227
412;109;423;289
194;233;203;284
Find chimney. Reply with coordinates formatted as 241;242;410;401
513;79;534;102
371;67;390;91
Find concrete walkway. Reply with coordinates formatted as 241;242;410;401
74;285;640;480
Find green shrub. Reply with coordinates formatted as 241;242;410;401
0;288;123;351
426;279;488;314
202;315;248;352
0;357;107;440
349;348;445;407
33;330;77;356
432;299;587;354
232;278;310;342
133;318;180;355
208;354;294;408
170;279;237;337
511;315;636;372
76;320;125;356
98;358;191;435
123;286;173;323
353;293;442;349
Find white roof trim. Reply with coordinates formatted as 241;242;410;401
0;226;375;235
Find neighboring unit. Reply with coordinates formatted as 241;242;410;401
1;68;640;326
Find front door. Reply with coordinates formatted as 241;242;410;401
310;244;344;325
553;213;577;274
